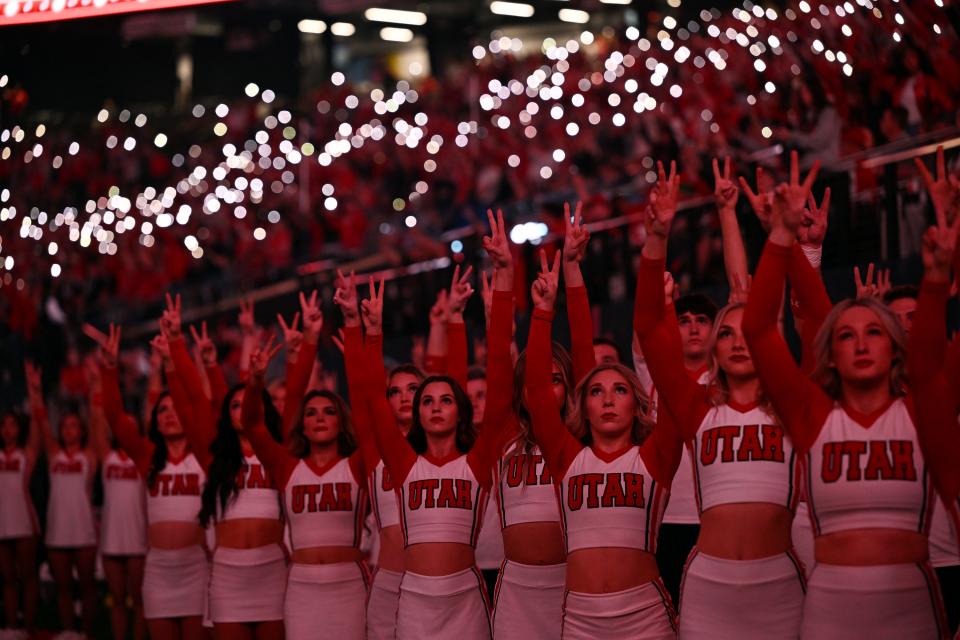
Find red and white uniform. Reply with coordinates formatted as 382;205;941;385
526;307;680;640
46;450;96;548
100;449;147;556
0;448;39;539
241;381;369;640
744;242;956;640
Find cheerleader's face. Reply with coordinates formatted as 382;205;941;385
229;390;244;431
418;381;459;437
584;370;635;439
387;372;420;423
466;378;486;427
156;396;184;437
713;308;756;378
550;361;567;410
60;415;83;447
830;306;895;385
302;396;340;445
1;416;17;447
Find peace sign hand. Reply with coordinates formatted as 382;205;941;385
799;188;830;248
483;209;512;270
277;312;303;358
713;157;738;213
531;250;562;311
447;264;475;317
333;270;360;327
238;298;257;337
160;293;182;339
563;201;590;264
249;335;283;381
771;151;821;237
646;160;681;238
101;324;122;369
915;145;960;224
189;321;217;366
361;276;385;336
299;290;323;342
738;166;773;232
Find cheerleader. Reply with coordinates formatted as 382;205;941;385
0;409;39;637
525;250;682;639
241;336;369;640
160;294;299;639
634;156;828;638
100;329;208;640
741;163;958;638
356;273;497;640
25;362;98;638
478;208;594;640
85;345;147;640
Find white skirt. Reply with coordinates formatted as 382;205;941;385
801;562;948;640
285;562;369;640
491;560;565;640
562;581;677;640
397;567;492;640
367;567;402;640
678;548;806;639
143;545;209;620
209;545;287;623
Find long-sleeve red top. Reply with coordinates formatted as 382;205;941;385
101;365;155;477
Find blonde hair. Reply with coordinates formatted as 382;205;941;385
811;297;907;399
567;364;655;446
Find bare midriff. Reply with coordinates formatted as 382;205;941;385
148;522;205;549
404;542;476;576
215;519;285;549
502;522;566;565
697;503;793;559
376;525;406;573
291;546;363;565
566;548;660;593
815;529;928;566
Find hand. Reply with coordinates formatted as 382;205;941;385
249;335;283;381
645;160;680;238
238;298;256;337
728;273;752;305
854;263;890;299
447;264;475;317
160;293;182;339
189;321;217;367
482;209;512;270
531;250;561;311
82;322;116;367
101;324;122;368
333;270;360;326
562;201;590;264
361;276;385;335
799;187;830;248
712;157;738;212
915;145;960;224
770;151;821;237
299;290;323;342
739;166;773;232
331;328;346;355
429;290;450;325
921;218;960;281
150;334;171;365
24;361;42;401
277;312;303;358
664;271;676;305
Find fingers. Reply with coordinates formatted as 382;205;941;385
497;209;506;239
574;200;583;227
459;264;474;284
451;264;461;289
712;157;720;183
551;250;562;275
486;209;497;236
657;160;667;185
189;325;201;344
738;176;758;204
669;160;678;190
915;156;935;190
865;262;875;288
276;313;289;333
854;265;863;290
820;187;831;215
801;160;821;195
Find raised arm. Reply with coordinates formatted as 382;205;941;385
425;290;449;375
243;338;297;489
561;201;597;384
742;153;831;453
238;298;258;382
282;291;323;434
100;347;154;474
526;251;583;479
713;157;750;291
334;270;381;473
360;276;418;484
446;264;474;390
24;362;58;456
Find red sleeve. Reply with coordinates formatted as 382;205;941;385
907;279;950;386
633;255;667;338
169;338;215;469
283;338;317;435
206;363;229;413
525;308;583;480
566;284;596;385
101;365;153;474
910;384;960;507
634;254;709;439
639;410;684;487
146;386;161;416
944;336;960;415
447;321;469;390
787;244;833;374
348;451;367;487
242;376;297;489
361;333;417;484
478;290;520;460
343;326;381;474
742;241;833;453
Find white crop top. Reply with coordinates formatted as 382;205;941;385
283;457;367;551
370;460;400;530
146;453;205;525
0;448;37;539
217;454;282;522
496;444;561;528
690;402;801;514
806;399;934;536
399;454;487;547
558;446;667;553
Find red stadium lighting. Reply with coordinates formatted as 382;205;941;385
0;0;234;26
